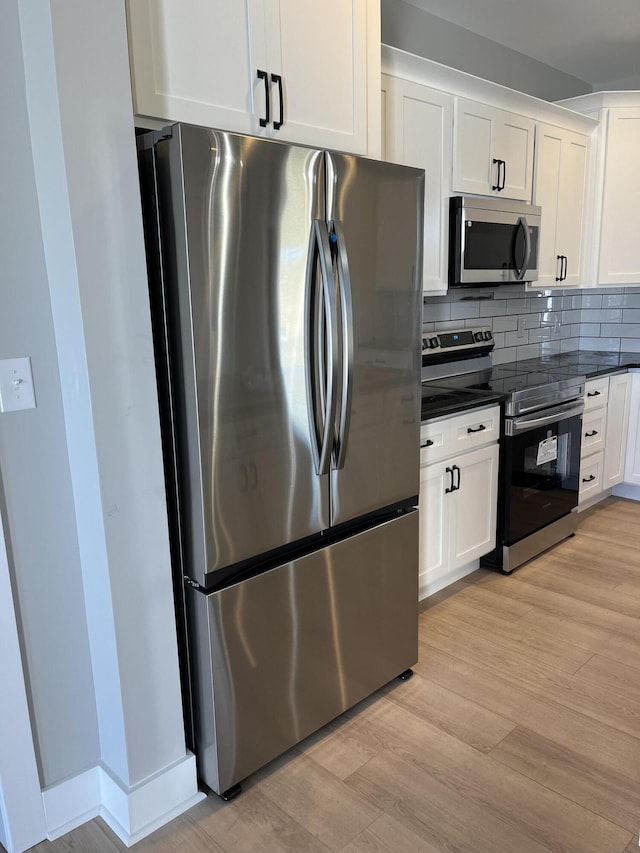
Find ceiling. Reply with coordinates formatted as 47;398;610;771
406;0;640;90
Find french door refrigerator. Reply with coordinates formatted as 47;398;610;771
138;123;424;797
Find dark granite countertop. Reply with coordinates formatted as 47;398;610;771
511;350;640;380
421;385;506;422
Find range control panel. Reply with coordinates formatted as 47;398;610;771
422;326;493;356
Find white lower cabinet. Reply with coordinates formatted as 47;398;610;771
622;371;640;485
604;373;632;488
579;372;633;506
419;406;499;600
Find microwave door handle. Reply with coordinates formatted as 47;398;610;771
514;216;531;281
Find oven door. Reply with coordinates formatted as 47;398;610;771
503;401;583;546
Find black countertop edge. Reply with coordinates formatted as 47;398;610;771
421;391;506;423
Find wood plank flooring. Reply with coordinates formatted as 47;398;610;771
32;497;640;853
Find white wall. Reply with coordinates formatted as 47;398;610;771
381;0;592;101
0;0;200;842
0;0;99;787
17;0;188;790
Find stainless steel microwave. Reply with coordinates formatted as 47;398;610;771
449;196;541;287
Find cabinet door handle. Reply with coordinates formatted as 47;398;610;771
587;390;601;397
584;430;598;437
582;474;596;483
445;466;454;493
271;73;284;130
453;464;461;491
555;255;563;282
491;158;501;191
562;255;568;281
257;69;270;127
467;424;486;434
420;439;434;448
499;159;506;191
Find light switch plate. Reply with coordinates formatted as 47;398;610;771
0;357;36;412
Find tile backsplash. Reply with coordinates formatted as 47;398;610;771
423;286;640;363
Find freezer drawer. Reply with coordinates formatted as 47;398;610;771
187;510;418;795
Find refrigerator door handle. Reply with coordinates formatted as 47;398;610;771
330;219;354;470
305;219;339;476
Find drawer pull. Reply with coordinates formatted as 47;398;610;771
587;390;601;397
420;439;434;448
584;430;598;437
467;424;486;434
582;474;596;483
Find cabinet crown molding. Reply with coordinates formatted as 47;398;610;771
382;44;598;135
558;90;640;113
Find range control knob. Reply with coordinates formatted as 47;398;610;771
422;338;429;351
428;337;439;349
473;331;484;342
483;330;492;341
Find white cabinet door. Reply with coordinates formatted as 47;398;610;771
126;0;376;154
453;99;535;201
623;372;640;485
534;124;589;288
383;75;451;294
604;373;632;489
264;0;370;152
419;441;499;599
449;444;499;571
126;1;257;133
598;108;640;284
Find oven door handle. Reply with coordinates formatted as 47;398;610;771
506;401;584;435
514;216;532;281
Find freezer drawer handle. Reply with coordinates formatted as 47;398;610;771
271;73;284;130
584;430;598;437
257;69;270;127
467;424;486;434
582;474;596;483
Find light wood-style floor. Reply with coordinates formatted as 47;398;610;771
33;497;640;853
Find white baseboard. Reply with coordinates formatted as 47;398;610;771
42;767;101;840
42;754;205;847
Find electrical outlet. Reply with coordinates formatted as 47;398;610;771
517;317;527;339
0;358;36;412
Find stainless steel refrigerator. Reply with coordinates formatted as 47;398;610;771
138;123;424;798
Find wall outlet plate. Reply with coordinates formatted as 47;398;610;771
0;357;36;412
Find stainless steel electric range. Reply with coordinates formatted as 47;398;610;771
422;328;586;573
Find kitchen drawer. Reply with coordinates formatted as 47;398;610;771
581;408;607;457
420;418;450;465
450;405;501;455
420;405;500;465
584;377;609;411
579;450;604;503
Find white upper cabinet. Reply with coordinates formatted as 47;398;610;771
533;123;590;288
382;74;451;294
126;0;380;156
598;108;640;285
452;99;535;201
557;93;640;286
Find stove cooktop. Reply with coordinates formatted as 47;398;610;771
420;384;505;421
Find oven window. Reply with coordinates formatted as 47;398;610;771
504;415;581;545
